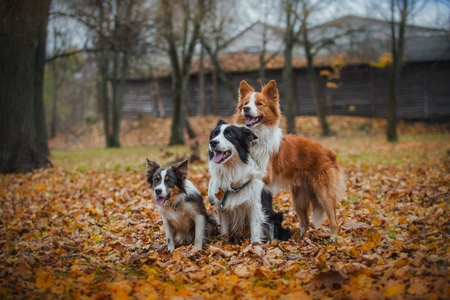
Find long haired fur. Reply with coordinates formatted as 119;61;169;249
235;80;345;237
208;119;293;242
145;159;218;251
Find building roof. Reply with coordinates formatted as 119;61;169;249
206;15;450;73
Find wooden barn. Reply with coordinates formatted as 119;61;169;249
122;16;450;121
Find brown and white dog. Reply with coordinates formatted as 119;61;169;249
145;159;218;251
234;80;345;238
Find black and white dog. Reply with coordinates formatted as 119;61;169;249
145;159;218;251
207;118;292;243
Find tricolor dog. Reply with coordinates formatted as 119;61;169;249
235;80;345;238
145;159;218;251
207;118;292;243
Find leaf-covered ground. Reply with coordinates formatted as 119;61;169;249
1;120;449;299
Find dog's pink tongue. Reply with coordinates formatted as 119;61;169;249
155;197;165;205
245;117;256;126
213;152;224;163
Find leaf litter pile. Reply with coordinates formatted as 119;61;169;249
1;128;450;299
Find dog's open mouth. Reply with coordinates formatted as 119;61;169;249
245;115;263;127
213;150;231;163
155;195;170;205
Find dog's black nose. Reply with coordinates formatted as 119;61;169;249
243;106;250;112
155;188;162;195
210;140;219;148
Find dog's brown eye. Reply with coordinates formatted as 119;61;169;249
245;102;248;105
257;102;262;106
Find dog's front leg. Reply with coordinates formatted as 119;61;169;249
162;218;175;252
194;214;205;250
249;206;263;244
207;179;219;206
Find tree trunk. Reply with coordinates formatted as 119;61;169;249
387;71;398;142
204;44;237;101
50;61;58;139
303;25;331;136
212;68;219;115
199;42;207;116
259;52;266;84
98;51;112;147
110;49;128;148
0;0;51;173
151;82;165;117
34;12;50;155
259;23;268;84
169;76;185;145
306;63;331;136
283;6;296;134
386;0;407;142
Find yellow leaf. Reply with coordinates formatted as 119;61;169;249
320;69;330;77
36;272;53;289
110;281;132;300
398;217;408;225
326;82;338;89
371;219;383;226
172;253;181;262
383;284;405;297
228;275;238;284
409;225;419;233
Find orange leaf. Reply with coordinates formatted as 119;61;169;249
215;188;224;200
228;275;238;284
383;284;405;297
371;219;383;226
36;272;53;289
172;253;181;262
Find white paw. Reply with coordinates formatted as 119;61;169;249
195;243;202;251
208;196;218;206
299;227;306;237
168;244;175;252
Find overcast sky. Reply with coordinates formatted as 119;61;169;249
242;0;449;30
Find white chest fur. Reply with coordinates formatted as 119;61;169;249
250;124;283;173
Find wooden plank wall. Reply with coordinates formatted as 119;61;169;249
122;61;450;120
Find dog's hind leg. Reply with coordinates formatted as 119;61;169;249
250;204;264;243
194;214;205;250
219;210;229;236
291;185;312;237
316;186;339;237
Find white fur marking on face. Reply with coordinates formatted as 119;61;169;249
242;92;258;117
209;125;236;163
155;169;168;197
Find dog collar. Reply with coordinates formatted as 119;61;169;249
221;180;251;207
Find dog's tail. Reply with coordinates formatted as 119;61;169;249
269;211;294;241
261;190;293;241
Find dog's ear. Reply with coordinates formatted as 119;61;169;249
239;80;254;100
243;128;258;144
261;80;278;102
217;117;227;126
172;159;188;180
145;158;159;186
